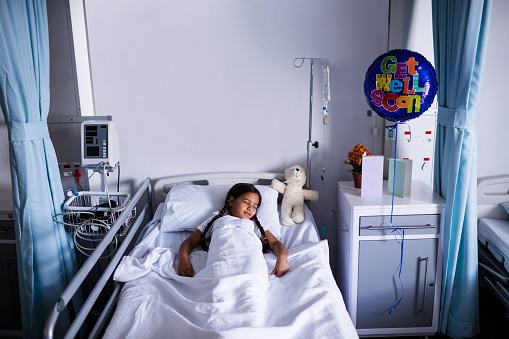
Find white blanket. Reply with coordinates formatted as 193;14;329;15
105;239;357;339
103;205;358;338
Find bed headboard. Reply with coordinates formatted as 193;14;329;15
152;172;284;206
477;175;509;220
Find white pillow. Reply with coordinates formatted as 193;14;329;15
160;184;281;238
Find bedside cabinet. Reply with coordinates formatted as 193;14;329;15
336;180;445;337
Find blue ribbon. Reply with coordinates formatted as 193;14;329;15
389;229;405;314
387;122;407;315
385;121;412;141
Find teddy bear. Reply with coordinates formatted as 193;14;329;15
271;165;319;226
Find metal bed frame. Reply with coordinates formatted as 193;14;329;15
43;172;284;339
44;178;153;339
477;175;509;311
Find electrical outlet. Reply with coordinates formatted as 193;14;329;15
367;109;373;117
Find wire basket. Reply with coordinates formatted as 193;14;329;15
59;191;133;234
53;191;135;257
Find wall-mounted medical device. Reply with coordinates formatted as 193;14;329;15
383;109;437;187
81;121;120;168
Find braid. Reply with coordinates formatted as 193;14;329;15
200;201;229;251
200;183;269;253
252;215;270;253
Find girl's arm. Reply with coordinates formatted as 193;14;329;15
265;230;290;277
178;229;202;277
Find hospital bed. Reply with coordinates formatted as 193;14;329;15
477;175;509;311
44;172;358;339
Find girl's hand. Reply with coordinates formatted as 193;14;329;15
270;255;290;277
178;256;195;277
265;230;289;277
177;230;202;277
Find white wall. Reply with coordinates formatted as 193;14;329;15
477;0;509;178
84;0;389;177
82;0;390;273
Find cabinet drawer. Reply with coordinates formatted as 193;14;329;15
359;214;440;236
0;216;15;241
357;238;437;329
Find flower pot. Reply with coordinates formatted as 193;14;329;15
352;173;362;189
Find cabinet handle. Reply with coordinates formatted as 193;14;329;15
367;224;436;230
332;209;348;234
421;257;429;317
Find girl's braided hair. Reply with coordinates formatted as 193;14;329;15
200;183;270;252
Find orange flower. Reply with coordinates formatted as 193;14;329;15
344;144;371;174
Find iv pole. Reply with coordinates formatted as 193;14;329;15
293;57;331;189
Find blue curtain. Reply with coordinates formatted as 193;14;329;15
0;1;79;337
432;1;492;338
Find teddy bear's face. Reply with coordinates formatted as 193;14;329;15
285;165;307;185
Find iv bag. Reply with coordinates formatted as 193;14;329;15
322;65;331;125
323;66;331;105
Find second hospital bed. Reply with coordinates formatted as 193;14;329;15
45;172;358;338
477;174;509;311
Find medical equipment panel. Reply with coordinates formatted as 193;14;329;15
81;121;119;167
383;110;437;187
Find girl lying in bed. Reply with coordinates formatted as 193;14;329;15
178;183;290;278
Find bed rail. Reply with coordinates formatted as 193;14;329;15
477;175;509;313
153;172;284;206
44;178;153;339
477;175;509;220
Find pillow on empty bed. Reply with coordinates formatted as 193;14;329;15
160;184;281;238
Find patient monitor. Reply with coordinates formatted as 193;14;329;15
81;121;120;168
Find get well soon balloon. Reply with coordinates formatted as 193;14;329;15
364;49;437;123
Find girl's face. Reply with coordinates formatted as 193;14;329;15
228;192;260;219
